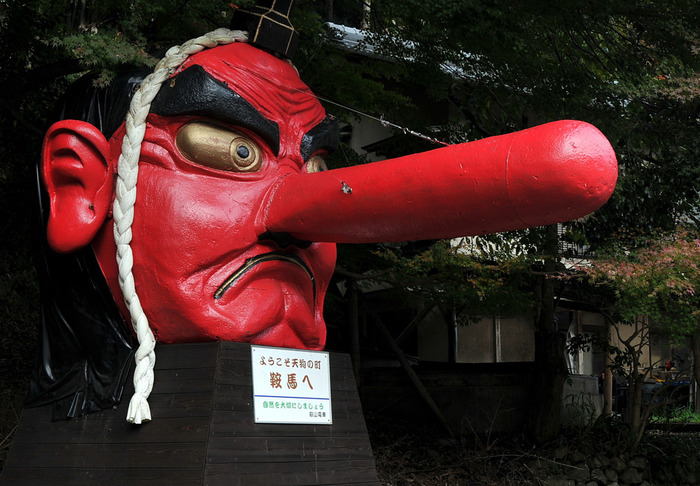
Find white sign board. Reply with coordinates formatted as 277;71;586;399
251;345;332;424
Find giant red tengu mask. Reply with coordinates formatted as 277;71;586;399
42;37;618;347
38;10;617;423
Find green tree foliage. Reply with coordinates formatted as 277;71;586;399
582;229;699;336
365;0;700;242
1;0;699;451
572;228;700;447
349;0;700;443
377;240;537;321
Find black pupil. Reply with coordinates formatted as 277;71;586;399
237;145;250;159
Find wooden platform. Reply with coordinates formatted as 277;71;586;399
1;342;379;485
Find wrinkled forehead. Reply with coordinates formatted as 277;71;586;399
152;42;327;155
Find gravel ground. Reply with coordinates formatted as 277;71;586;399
366;414;700;486
367;414;540;485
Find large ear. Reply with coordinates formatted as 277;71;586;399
42;120;114;253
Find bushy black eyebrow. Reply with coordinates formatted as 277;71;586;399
299;115;339;161
150;64;280;155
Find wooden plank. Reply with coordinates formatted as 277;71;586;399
150;367;217;394
139;391;214;418
218;342;254;361
326;389;365;414
206;436;375;464
154;341;220;369
2;342;378;485
209;410;370;438
215;359;252;385
204;459;379;486
212;383;254;411
0;467;204;486
18;392;213;429
329;352;354;370
11;415;211;444
329;365;361;391
7;441;206;469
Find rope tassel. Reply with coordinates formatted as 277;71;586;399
114;29;248;424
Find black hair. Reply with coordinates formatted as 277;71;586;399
27;69;148;420
58;69;151;139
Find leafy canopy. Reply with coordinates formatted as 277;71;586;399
580;228;700;339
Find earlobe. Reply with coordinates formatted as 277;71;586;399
42;120;113;253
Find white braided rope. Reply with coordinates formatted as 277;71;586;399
114;28;249;424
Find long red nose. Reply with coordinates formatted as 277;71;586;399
260;120;617;243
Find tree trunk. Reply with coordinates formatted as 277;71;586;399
527;328;567;444
692;333;700;412
361;0;371;29
604;317;613;415
628;372;648;449
627;373;643;433
525;224;567;444
326;0;333;22
446;306;457;364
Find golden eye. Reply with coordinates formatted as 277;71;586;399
230;138;261;172
176;122;263;173
306;155;328;174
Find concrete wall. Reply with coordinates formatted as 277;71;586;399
561;374;604;427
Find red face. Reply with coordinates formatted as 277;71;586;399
51;40;618;351
95;43;337;349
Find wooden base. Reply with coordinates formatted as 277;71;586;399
1;342;378;485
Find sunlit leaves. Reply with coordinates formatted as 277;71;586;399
579;228;700;338
46;30;155;85
360;0;700;243
376;240;537;322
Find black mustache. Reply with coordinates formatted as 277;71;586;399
214;251;315;300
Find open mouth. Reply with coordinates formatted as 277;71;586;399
214;251;315;300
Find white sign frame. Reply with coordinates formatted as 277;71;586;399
251;345;332;425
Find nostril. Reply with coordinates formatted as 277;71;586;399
258;230;312;249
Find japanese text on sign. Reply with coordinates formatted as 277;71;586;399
251;345;332;424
